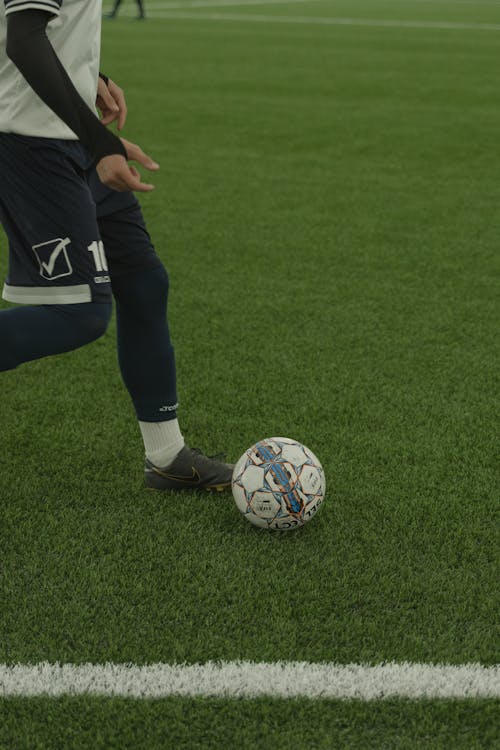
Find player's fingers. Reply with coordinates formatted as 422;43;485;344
117;97;127;131
104;174;155;193
125;165;155;191
133;148;159;171
97;87;120;116
96;154;155;192
116;174;155;192
100;110;119;126
96;91;119;126
108;80;128;131
120;138;160;170
97;161;141;192
131;181;155;193
102;167;154;193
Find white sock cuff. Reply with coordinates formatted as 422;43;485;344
139;418;185;468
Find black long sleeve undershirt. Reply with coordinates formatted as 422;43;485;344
6;10;126;162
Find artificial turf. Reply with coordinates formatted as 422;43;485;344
0;1;498;746
1;697;499;749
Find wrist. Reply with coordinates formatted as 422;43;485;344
93;126;127;163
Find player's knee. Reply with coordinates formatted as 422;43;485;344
79;301;112;343
156;264;169;295
149;264;169;305
59;301;112;345
113;265;169;315
136;264;169;302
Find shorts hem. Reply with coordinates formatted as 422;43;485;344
2;283;92;305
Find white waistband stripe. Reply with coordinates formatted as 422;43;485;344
2;283;92;305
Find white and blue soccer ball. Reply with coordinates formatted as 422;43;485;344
232;437;326;530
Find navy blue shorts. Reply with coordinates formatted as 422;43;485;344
0;133;162;305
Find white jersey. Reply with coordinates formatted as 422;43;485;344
0;0;102;139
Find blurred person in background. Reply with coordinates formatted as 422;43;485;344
106;0;146;20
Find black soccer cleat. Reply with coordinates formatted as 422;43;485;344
145;445;234;492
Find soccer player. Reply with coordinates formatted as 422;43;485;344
106;0;146;20
0;1;233;492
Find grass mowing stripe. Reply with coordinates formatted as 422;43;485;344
2;662;499;699
139;0;321;8
133;11;500;30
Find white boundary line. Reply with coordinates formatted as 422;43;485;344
130;11;500;31
1;662;499;699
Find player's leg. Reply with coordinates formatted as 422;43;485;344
136;0;146;19
113;261;183;467
0;303;111;371
109;251;233;492
91;180;233;491
0;134;113;370
88;185;180;458
106;0;123;19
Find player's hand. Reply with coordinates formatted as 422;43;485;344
96;138;159;193
96;77;127;131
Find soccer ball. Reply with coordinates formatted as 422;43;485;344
232;437;326;531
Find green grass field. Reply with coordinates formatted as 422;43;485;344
0;1;499;747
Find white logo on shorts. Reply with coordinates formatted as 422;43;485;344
32;237;72;281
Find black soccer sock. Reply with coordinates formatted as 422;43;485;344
112;265;178;422
136;0;145;17
0;302;112;371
